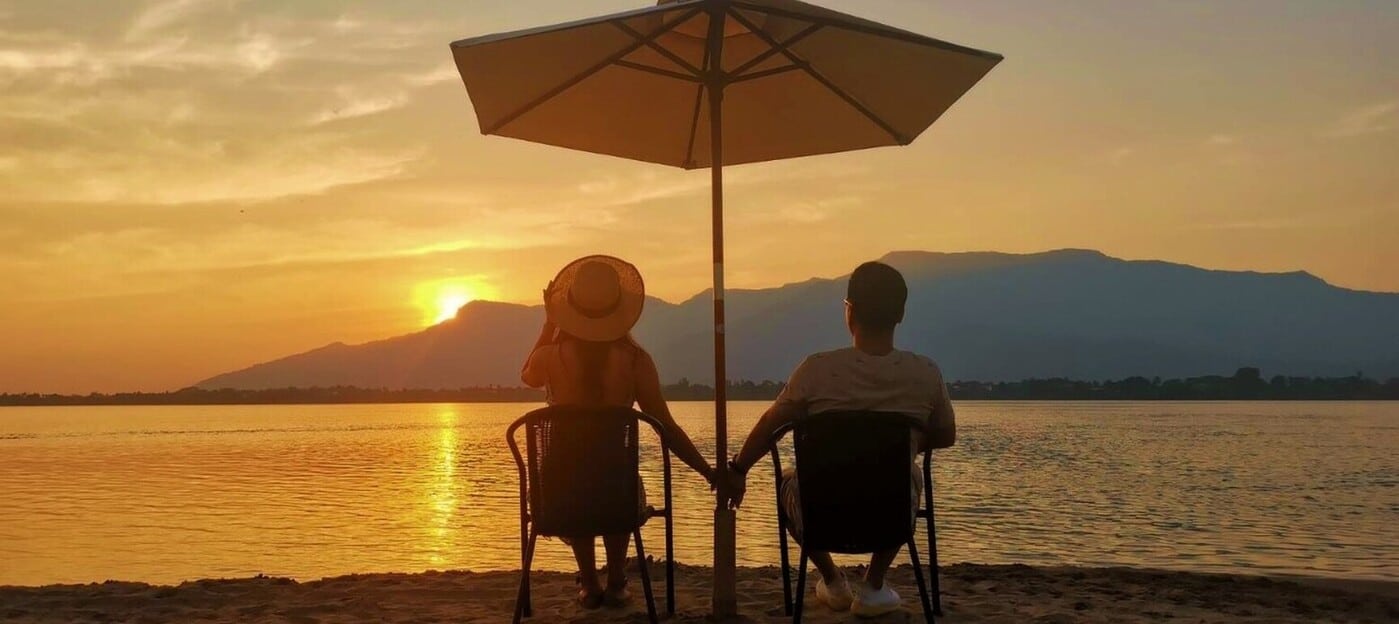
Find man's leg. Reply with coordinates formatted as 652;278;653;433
864;546;901;588
810;551;841;584
851;546;905;616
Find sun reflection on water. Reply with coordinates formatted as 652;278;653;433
426;408;459;565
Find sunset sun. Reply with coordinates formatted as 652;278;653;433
415;280;494;327
433;291;472;325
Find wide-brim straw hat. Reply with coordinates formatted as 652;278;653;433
546;255;645;342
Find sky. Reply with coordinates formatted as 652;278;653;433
1;0;1396;393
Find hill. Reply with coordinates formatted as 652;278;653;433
196;250;1399;389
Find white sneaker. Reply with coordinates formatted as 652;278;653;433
815;572;853;611
851;581;901;618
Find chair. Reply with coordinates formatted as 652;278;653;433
506;405;675;624
767;411;943;623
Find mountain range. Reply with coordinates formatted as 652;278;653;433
196;250;1399;389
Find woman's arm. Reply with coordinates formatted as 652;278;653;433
520;320;557;388
634;349;714;483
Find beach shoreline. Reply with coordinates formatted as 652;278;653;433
3;563;1394;623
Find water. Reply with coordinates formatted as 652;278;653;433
0;401;1394;586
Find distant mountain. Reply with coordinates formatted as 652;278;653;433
195;250;1399;389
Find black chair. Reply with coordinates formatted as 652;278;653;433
506;405;675;624
767;410;943;623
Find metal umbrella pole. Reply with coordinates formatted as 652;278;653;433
704;3;736;615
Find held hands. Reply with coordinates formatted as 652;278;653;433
720;460;748;510
701;463;746;509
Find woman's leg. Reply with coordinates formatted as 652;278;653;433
602;533;631;588
571;536;605;595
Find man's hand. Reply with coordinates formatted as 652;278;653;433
721;467;747;509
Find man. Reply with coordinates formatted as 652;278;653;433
724;261;956;617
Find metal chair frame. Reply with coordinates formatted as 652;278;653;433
507;406;675;624
767;410;944;623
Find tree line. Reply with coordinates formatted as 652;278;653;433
2;369;1396;406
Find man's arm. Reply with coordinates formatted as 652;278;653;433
731;399;804;474
720;399;803;509
723;357;814;507
925;365;956;450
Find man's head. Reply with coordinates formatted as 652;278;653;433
845;261;907;334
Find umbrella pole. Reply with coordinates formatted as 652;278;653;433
707;4;738;618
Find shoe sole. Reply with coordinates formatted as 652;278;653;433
851;602;901;618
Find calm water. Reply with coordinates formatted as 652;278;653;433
0;401;1395;586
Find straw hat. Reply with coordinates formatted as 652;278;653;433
546;255;646;342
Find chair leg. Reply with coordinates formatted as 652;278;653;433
928;510;942;615
908;538;935;623
665;515;675;616
793;549;809;624
779;524;793;615
513;530;537;624
634;529;659;624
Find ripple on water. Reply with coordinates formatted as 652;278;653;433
0;401;1396;585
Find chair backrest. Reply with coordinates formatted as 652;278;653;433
792;410;927;553
511;405;645;538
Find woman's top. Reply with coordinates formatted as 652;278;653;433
521;338;645;407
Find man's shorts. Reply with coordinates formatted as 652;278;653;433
779;468;922;543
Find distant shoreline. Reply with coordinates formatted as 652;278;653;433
4;369;1396;405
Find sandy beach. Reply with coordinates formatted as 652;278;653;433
2;562;1394;624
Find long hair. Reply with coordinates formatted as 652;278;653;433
558;332;638;405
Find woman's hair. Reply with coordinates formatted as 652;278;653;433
559;331;636;405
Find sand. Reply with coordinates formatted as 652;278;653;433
1;563;1394;623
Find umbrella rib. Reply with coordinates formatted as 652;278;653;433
682;39;713;169
728;23;822;79
730;0;1004;62
482;6;704;135
726;9;908;145
613;21;703;78
614;59;701;82
728;63;800;84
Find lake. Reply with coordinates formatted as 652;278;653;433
1;401;1394;586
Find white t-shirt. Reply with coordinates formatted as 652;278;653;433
775;346;955;434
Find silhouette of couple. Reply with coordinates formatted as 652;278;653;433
521;255;956;617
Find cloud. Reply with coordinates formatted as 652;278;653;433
310;88;411;125
28;218;532;289
1205;134;1237;146
0;29;301;87
128;0;226;40
233;30;283;73
406;63;460;87
1323;100;1398;138
0;4;461;207
1;135;420;205
1189;216;1312;231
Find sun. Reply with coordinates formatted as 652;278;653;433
433;291;473;325
415;279;494;327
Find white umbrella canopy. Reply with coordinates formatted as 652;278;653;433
454;0;1001;168
450;0;1000;616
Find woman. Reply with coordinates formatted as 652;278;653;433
520;255;714;609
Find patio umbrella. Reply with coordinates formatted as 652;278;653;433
449;0;1000;615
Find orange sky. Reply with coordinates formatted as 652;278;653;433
1;1;1396;393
